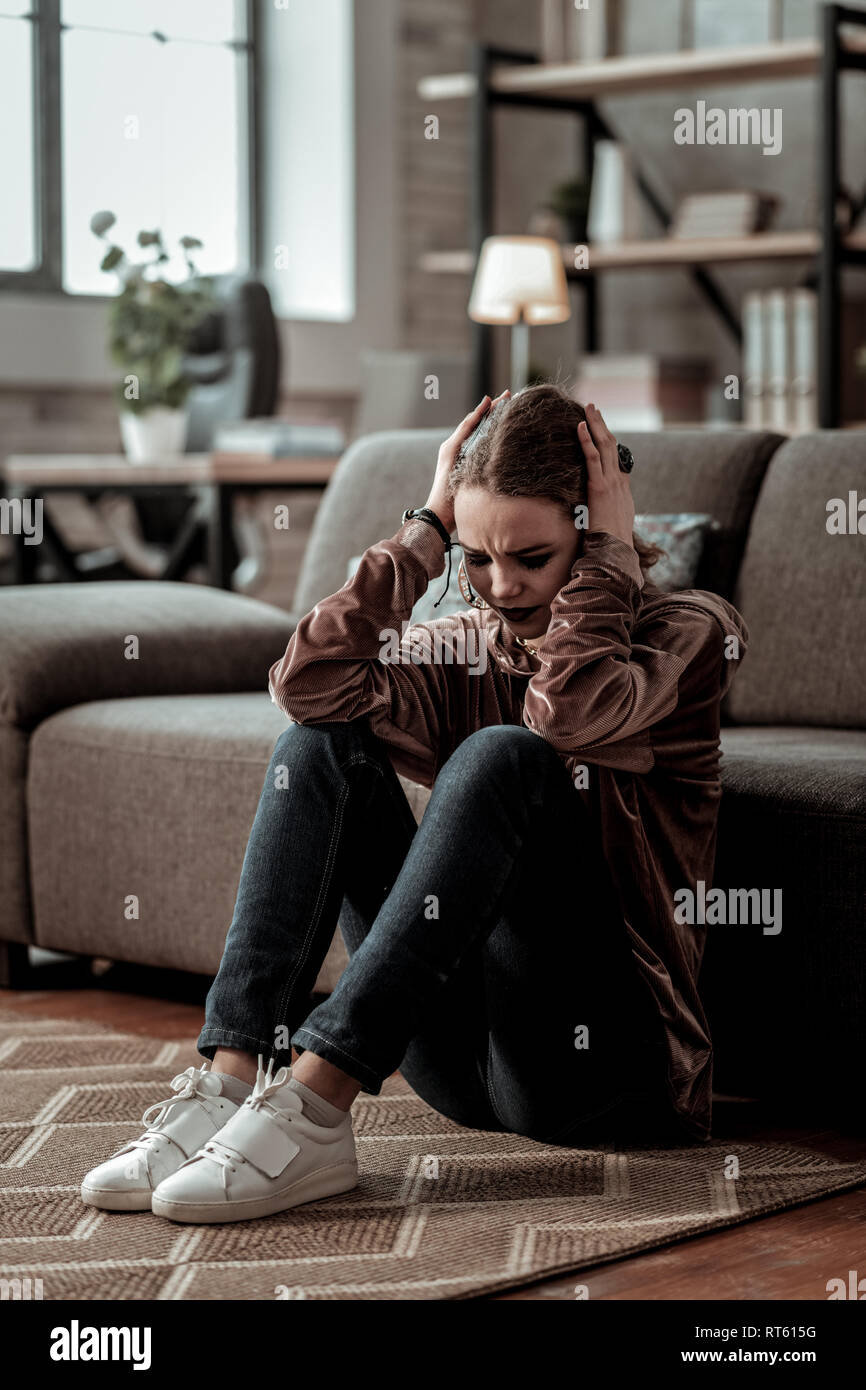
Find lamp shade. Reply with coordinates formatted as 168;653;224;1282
467;236;571;326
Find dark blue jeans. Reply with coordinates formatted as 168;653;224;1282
198;719;677;1146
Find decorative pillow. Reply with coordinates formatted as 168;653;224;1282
345;512;716;619
633;513;718;591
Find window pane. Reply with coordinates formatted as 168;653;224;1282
262;0;355;321
0;16;36;270
62;29;243;293
160;42;243;276
0;2;32;15
61;0;244;43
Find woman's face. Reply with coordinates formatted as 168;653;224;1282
454;487;582;641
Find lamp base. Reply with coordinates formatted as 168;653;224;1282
510;320;530;391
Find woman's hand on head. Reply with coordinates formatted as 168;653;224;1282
579;403;635;549
424;389;510;535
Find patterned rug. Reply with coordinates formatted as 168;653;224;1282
1;1010;864;1301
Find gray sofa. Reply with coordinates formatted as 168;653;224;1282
1;426;863;1117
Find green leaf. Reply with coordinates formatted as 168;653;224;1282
90;209;116;238
100;245;124;272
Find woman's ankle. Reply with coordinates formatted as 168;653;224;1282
211;1047;259;1087
290;1049;362;1110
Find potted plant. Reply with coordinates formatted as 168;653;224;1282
90;211;218;462
545;177;591;245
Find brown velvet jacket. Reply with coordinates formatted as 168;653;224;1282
268;516;750;1141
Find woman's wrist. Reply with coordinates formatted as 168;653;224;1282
421;501;453;536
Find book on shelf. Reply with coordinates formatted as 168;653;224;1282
742;289;819;433
790;290;820;433
569;354;710;428
765;289;791;432
212;418;346;458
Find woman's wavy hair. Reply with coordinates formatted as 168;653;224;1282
445;381;667;585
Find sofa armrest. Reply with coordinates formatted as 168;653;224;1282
0;581;297;732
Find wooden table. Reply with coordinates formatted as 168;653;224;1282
2;452;341;590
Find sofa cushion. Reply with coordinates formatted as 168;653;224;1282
725;432;866;728
0;582;295;733
719;725;866;816
25;691;425;993
292;427;782;617
623;432;781;598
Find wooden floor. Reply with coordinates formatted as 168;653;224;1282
2;956;863;1302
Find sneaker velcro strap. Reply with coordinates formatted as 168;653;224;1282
154;1100;225;1158
213;1106;300;1179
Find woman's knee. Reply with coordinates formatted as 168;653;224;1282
435;724;559;798
272;718;371;765
443;723;554;773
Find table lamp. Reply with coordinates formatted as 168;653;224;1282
467;235;571;389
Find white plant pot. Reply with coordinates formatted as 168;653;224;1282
120;407;189;463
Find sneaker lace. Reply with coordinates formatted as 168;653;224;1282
110;1061;223;1172
199;1054;293;1193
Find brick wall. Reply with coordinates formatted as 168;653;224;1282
398;0;476;353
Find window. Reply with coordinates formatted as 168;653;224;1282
0;1;37;273
260;0;355;322
0;0;254;294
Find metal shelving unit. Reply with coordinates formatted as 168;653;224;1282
418;4;866;426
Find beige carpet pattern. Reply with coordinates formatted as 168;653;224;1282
1;1010;864;1301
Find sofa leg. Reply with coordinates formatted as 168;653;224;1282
0;943;31;989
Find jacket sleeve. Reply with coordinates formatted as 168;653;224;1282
521;531;710;771
267;517;454;786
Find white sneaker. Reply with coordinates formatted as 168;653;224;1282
80;1061;243;1212
151;1055;358;1224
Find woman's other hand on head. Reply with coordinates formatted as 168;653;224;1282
425;389;511;534
579;402;635;549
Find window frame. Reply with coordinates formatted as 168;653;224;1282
0;0;259;299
